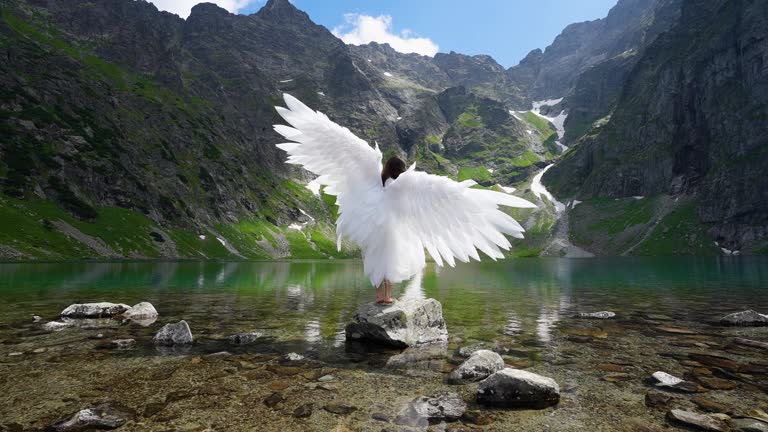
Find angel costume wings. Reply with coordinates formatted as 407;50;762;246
274;94;536;287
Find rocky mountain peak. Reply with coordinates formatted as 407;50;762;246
257;0;313;25
188;2;230;18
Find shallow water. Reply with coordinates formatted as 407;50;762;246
1;257;767;431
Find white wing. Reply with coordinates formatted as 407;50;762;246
384;166;537;267
273;94;383;249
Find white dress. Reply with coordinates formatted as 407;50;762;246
274;94;536;286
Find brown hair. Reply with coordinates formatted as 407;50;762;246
381;155;406;186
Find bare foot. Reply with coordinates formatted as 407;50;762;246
380;297;394;304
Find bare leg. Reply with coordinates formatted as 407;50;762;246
375;282;384;303
383;280;393;304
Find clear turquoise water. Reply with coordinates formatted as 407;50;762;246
1;257;766;351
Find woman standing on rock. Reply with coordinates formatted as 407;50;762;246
273;94;535;304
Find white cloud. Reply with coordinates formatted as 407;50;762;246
147;0;254;19
332;14;439;57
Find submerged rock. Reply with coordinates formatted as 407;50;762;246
396;391;466;426
99;339;136;350
61;302;131;318
651;371;704;393
645;390;674;409
52;404;130;431
345;298;448;347
43;321;73;331
385;342;448;371
284;352;305;362
577;311;616;319
652;371;683;387
123;302;158;320
477;368;560;409
153;320;193;345
448;349;504;383
667;409;728;432
734;338;768;350
228;332;262;345
323;402;357;415
456;342;495;358
729;418;768;432
720;310;768;326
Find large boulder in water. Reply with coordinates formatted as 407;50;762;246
153;320;193;345
61;302;131;318
448;349;505;383
477;368;560;409
345;298;448;348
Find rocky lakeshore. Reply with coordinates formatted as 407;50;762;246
0;295;767;431
1;258;768;432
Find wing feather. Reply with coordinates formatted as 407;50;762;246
384;169;536;265
273;94;383;251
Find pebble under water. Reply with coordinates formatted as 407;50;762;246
0;257;767;431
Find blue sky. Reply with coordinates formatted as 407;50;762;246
153;0;618;67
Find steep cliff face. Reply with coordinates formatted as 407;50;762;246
0;0;394;259
545;0;768;253
507;0;680;101
0;0;549;259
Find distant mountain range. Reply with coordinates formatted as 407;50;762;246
0;0;765;259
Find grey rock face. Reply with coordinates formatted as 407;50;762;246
448;349;505;383
61;302;131;318
345;298;448;348
545;0;768;253
153;320;193;345
477;368;560;409
396;392;466;427
720;310;768;327
667;409;728;432
52;404;130;431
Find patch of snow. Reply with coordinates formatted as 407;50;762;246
198;235;206;240
526;130;533;135
488;168;495;173
299;209;315;222
509;110;521;120
531;164;565;213
530;98;569;152
721;247;733;255
396;116;402;120
633;196;645;200
383;72;393;77
279;79;293;83
317;91;325;96
570;200;582;209
367;59;372;62
216;237;226;246
306;178;321;196
733;250;741;255
497;184;516;194
288;223;303;231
